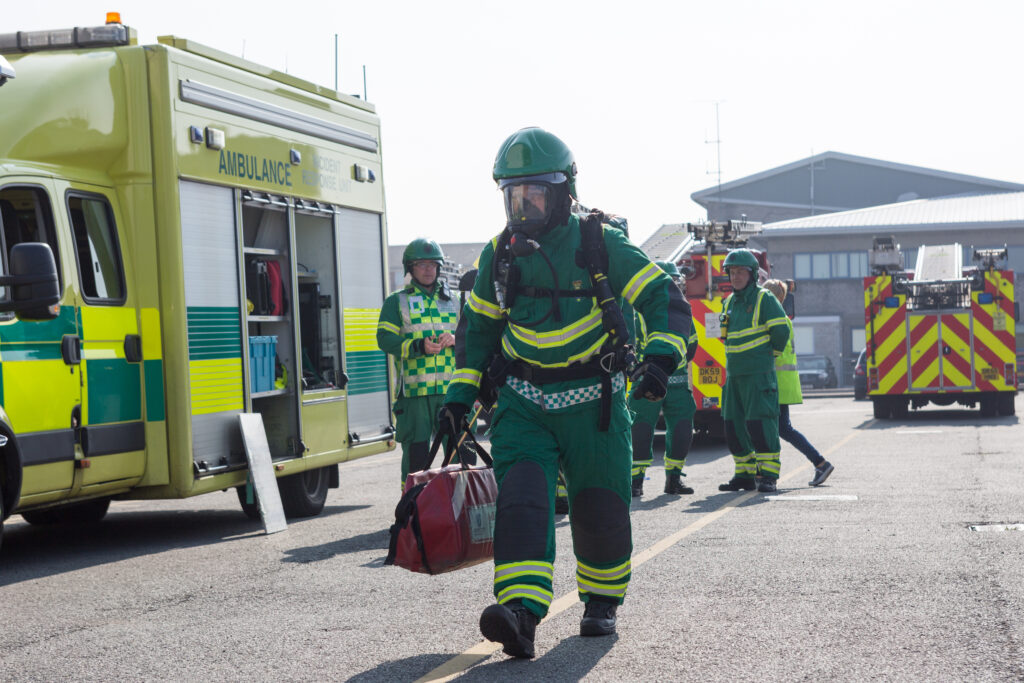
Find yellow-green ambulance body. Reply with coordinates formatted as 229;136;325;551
0;23;395;544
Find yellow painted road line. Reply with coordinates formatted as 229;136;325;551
415;430;859;682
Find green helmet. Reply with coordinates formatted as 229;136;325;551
493;127;577;197
656;260;680;278
723;248;759;274
402;238;445;274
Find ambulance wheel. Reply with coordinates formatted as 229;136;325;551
235;485;261;521
997;393;1016;416
278;466;330;518
0;487;4;553
872;399;890;420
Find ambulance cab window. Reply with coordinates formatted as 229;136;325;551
67;193;126;304
0;185;62;305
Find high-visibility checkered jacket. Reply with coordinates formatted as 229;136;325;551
377;281;459;397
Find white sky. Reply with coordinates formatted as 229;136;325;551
5;1;1024;247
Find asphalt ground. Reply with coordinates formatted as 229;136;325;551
0;394;1021;682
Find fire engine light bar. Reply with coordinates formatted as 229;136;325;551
0;25;131;52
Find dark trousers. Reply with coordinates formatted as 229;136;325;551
778;404;825;467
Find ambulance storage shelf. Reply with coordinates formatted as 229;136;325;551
243;246;283;257
248;315;287;322
251;388;289;399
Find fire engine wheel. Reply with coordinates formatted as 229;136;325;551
21;497;111;525
872;399;891;420
997;393;1016;416
891;400;909;419
979;397;998;418
278;466;331;518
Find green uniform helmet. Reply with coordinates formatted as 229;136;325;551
655;260;680;279
403;238;445;274
493;128;577;237
723;248;759;276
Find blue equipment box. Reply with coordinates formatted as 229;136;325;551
249;335;278;393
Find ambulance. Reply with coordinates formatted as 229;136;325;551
677;220;774;437
0;17;395;548
864;237;1017;418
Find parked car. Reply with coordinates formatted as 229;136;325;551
853;348;867;400
797;354;838;389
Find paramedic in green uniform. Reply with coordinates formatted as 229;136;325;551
437;127;689;658
630;260;697;497
377;239;458;487
717;248;790;494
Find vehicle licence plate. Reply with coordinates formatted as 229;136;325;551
698;367;721;385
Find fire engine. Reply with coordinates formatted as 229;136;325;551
677;220;771;437
864;237;1017;418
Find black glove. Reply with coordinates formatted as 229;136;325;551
631;355;676;402
436;402;470;443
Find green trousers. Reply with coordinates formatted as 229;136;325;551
629;381;697;476
393;394;445;486
721;371;781;480
488;381;633;619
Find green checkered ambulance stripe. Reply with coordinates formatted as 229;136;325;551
186;307;243;415
576;559;631;600
344;308;389;396
494;561;555;608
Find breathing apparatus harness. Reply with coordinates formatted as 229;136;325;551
485;209;636;431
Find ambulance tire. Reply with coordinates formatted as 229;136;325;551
872;398;890;420
235;485;261;521
0;487;4;553
21;498;111;525
278;466;331;518
997;393;1016;416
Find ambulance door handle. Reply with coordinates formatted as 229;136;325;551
61;335;81;366
124;334;143;363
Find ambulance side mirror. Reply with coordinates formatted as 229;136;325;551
0;243;61;320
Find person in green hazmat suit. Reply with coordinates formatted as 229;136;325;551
630;260;697;497
377;238;459;488
716;248;791;494
436;127;689;659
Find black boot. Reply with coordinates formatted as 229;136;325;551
631;474;644;497
757;478;777;493
718;476;756;492
580;598;618;636
554;495;569;515
664;471;694;495
480;601;538;659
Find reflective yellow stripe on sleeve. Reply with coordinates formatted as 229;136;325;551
468;290;503;320
622;262;662;305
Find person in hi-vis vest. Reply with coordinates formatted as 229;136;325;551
377;238;459;487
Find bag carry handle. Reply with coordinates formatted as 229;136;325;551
424;403;493;472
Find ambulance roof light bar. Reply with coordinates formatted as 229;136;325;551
0;16;134;54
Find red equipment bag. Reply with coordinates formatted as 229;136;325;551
385;425;496;575
265;260;287;316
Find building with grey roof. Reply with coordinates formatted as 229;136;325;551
691;151;1024;224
